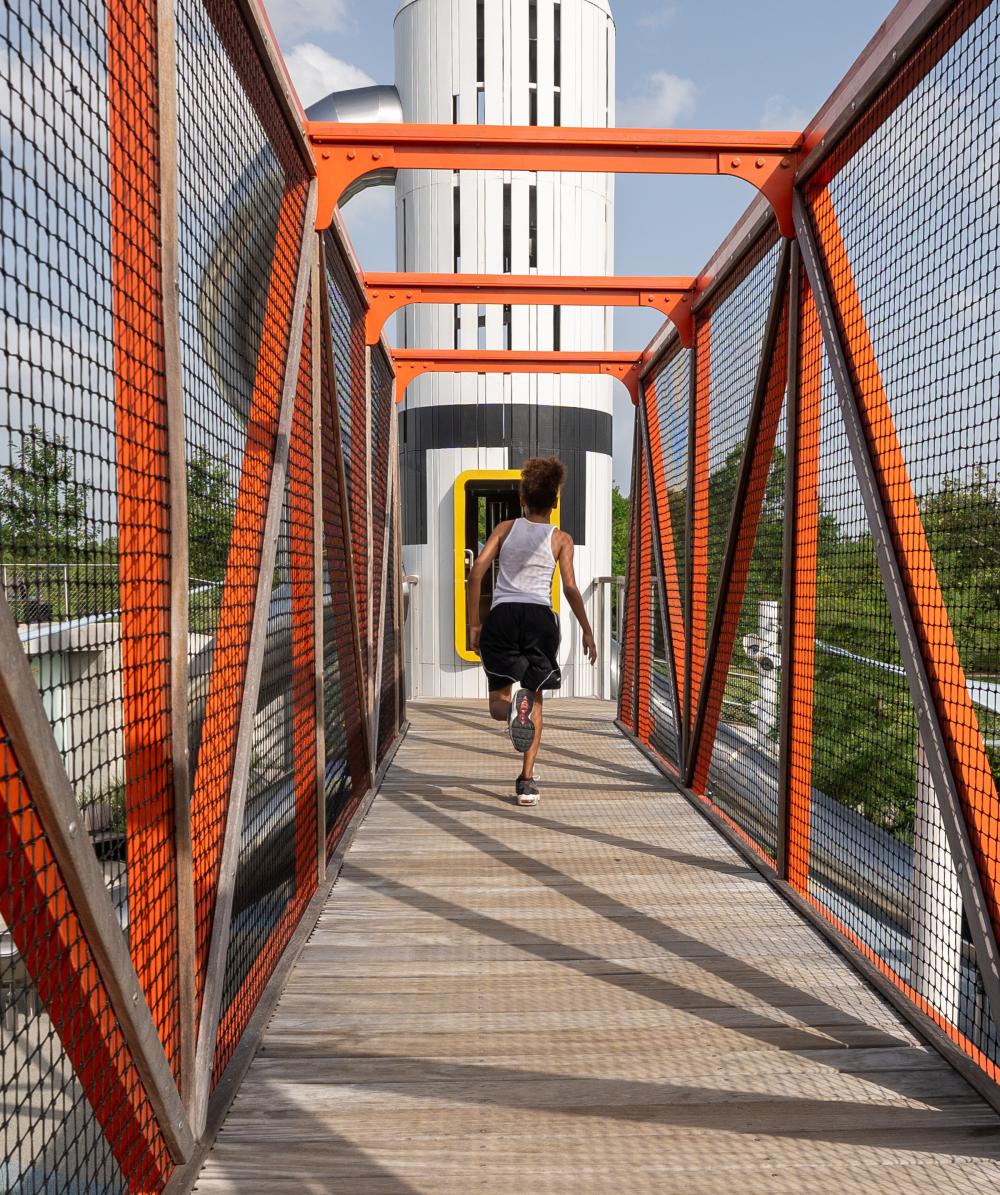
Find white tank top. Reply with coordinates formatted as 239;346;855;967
491;518;557;609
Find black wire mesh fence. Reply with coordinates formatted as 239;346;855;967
0;0;403;1184
324;234;371;697
626;0;1000;1097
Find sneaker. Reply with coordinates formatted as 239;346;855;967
515;776;540;807
508;689;535;753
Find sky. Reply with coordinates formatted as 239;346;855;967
264;0;889;489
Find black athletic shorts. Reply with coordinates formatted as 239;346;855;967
479;601;562;693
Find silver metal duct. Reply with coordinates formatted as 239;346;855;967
306;85;402;202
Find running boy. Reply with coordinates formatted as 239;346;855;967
468;457;598;807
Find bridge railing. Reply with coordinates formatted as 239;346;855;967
0;0;403;1188
621;0;1000;1103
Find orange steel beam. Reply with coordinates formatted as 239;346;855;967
106;0;180;1081
308;124;801;236
392;349;645;404
783;269;821;893
363;273;699;347
687;313;711;742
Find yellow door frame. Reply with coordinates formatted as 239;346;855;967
453;468;560;663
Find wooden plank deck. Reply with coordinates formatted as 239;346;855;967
195;699;1000;1193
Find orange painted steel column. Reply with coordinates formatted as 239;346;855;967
783;276;822;893
687;313;711;751
690;293;789;797
811;186;1000;934
189;184;308;1010
0;738;173;1189
106;0;180;1078
636;448;655;744
642;377;686;709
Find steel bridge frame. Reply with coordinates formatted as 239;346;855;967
392;348;646;404
361;273;699;348
3;1;1000;1192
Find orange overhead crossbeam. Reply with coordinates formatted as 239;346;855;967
392;348;645;403
363;273;699;347
308;123;801;236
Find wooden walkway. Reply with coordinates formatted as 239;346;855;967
195;700;1000;1193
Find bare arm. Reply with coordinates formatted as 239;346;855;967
467;520;514;651
555;533;597;664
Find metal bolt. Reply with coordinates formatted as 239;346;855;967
346;151;356;160
321;151;330;160
132;991;139;1004
371;291;380;298
730;157;742;168
755;157;765;168
780;157;791;168
372;152;383;161
67;820;78;837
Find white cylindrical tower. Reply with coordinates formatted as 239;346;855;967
395;0;615;699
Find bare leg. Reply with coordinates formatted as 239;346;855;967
488;684;513;722
521;690;544;779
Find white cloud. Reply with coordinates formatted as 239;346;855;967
263;0;349;43
284;43;375;108
618;72;697;128
637;4;678;29
759;94;810;131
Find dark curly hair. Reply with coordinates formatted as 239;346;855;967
520;457;566;513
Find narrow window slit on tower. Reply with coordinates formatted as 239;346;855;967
553;307;561;351
503;183;512;273
452;94;460;123
503;304;512;351
528;0;538;125
554;0;562;125
477;304;487;351
528;182;538;269
476;0;485;85
476;0;485;122
453;172;461;271
400;196;408;346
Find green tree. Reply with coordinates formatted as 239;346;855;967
611;483;629;576
920;469;1000;675
188;450;234;582
0;425;92;557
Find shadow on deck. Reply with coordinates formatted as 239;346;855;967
194;700;1000;1193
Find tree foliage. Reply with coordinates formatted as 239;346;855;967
611;484;629;577
0;425;93;557
188;450;234;582
650;434;1000;845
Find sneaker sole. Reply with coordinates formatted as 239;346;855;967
509;690;536;752
510;719;535;752
517;793;540;806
